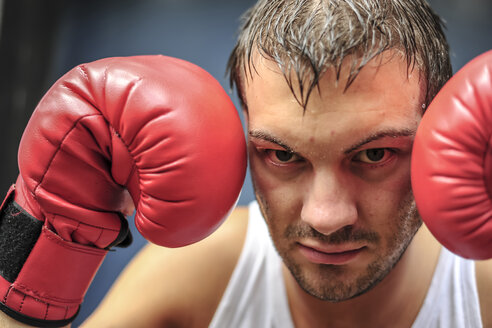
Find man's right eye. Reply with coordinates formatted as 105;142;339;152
264;149;300;165
274;150;293;162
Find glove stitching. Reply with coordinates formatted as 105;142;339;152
106;73;143;147
30;110;122;247
73;220;106;247
103;70;142;191
32;113;102;199
93;225;105;246
13;284;83;304
3;285;12;304
3;287;27;313
43;303;49;320
43;229;107;255
36;72;119;191
38;74;141;245
51;214;119;248
18;294;25;313
112;130;140;215
51;213;120;235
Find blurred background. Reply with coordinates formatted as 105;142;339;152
0;0;490;326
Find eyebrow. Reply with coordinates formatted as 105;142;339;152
343;129;416;154
249;128;416;155
249;130;296;153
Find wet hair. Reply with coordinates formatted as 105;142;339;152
227;0;452;110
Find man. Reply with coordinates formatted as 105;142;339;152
82;0;491;327
1;0;491;327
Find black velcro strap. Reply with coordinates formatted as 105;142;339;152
0;196;42;283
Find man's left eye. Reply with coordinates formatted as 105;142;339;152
353;148;393;164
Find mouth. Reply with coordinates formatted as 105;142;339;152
297;243;366;265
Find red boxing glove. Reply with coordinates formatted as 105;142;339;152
0;55;246;326
411;50;492;260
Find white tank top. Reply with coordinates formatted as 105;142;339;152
209;201;483;328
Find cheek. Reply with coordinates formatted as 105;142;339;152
249;151;301;218
249;155;274;194
249;148;287;198
360;163;413;223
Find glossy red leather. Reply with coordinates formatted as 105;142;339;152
1;55;246;323
412;50;492;260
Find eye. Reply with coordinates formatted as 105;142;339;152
353;148;394;165
265;149;301;165
273;150;293;162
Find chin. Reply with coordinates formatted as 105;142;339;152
283;254;377;301
282;233;416;302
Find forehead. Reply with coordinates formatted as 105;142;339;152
243;51;425;146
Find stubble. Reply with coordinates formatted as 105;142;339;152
256;190;422;302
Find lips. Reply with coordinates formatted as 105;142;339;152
297;243;365;265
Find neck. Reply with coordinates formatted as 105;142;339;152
284;225;441;328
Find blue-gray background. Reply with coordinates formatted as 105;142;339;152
0;0;490;326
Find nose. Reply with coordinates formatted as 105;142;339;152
300;170;358;236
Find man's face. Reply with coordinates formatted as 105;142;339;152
244;51;424;302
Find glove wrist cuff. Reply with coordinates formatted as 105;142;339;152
0;189;107;326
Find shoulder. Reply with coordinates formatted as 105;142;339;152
82;206;250;328
475;258;492;327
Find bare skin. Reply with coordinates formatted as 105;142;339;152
2;52;492;327
0;217;485;328
79;52;492;327
476;259;492;326
244;51;437;327
81;207;249;328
